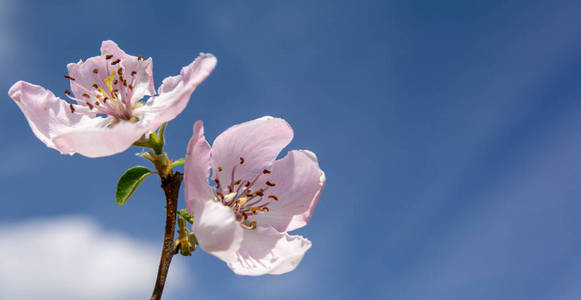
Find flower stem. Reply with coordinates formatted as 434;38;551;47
151;171;183;300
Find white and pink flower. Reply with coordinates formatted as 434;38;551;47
8;40;216;157
184;116;325;275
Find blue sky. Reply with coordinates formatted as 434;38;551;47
1;0;581;299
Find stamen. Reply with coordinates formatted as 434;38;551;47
105;54;114;60
64;75;75;80
111;59;121;65
86;102;94;110
255;189;264;197
92;68;98;74
240;157;245;164
94;101;100;106
113;79;118;85
92;84;99;89
82;93;90;98
64;89;71;95
265;181;276;187
131;71;137;76
128;84;133;90
263;169;271;174
69;103;75;113
233;179;242;185
218;166;223;172
137;53;142;60
117;67;123;75
268;195;279;200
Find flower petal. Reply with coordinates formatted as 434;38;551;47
51;121;148;158
192;200;311;276
185;120;214;213
228;226;312;276
100;40;155;100
192;200;243;259
140;53;217;131
211;117;293;188
8;81;85;153
66;56;110;102
253;150;326;232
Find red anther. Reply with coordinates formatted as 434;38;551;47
113;79;118;85
268;195;278;200
227;185;233;193
233;179;242;185
111;59;121;65
218;166;223;172
240;157;245;164
82;93;90;98
131;71;137;76
94;101;100;106
105;54;114;60
86;102;94;110
255;189;264;197
64;75;75;80
137;53;142;60
92;84;99;89
265;181;276;187
92;68;98;74
64;89;71;95
117;67;123;75
69;103;75;113
263;169;271;174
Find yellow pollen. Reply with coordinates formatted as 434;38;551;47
236;196;248;206
104;71;117;93
223;192;237;203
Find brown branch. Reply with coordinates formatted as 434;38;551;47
151;172;183;300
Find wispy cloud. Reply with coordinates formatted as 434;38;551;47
0;216;187;300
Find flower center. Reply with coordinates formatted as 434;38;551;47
212;157;279;230
63;53;145;125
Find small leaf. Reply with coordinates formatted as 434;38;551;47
116;166;153;206
178;209;194;224
170;158;185;168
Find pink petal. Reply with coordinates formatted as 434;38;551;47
253;150;326;232
211;117;293;189
192;200;312;276
8;81;85;153
100;40;156;99
192;200;243;258
185;120;214;213
66;56;110;101
140;53;217;131
51;121;149;158
228;226;312;276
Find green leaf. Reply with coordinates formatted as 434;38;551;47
178;209;194;224
116;166;153;206
170;158;185;168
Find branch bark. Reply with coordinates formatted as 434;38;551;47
151;171;183;300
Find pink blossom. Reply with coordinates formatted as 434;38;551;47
8;40;217;157
185;117;325;275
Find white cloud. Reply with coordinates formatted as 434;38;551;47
0;216;186;300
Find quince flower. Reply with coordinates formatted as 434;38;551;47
185;117;325;275
8;40;216;157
